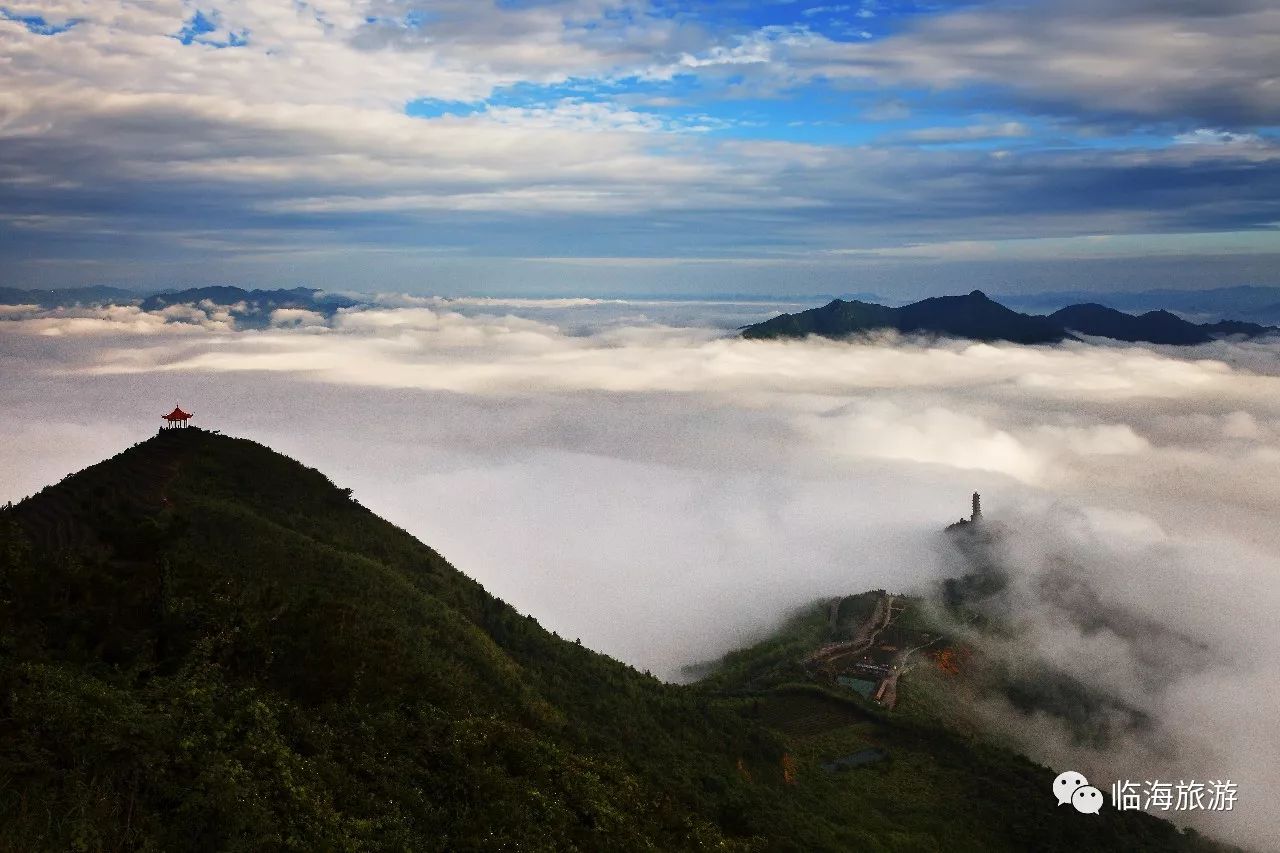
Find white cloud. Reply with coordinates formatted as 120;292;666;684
1174;128;1264;146
902;121;1030;143
769;0;1280;127
269;307;328;327
3;0;1280;281
802;5;852;18
0;303;233;335
5;298;1280;845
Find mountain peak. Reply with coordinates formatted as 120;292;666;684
744;290;1278;346
1049;303;1215;344
1;430;775;848
742;290;1071;344
0;433;1238;852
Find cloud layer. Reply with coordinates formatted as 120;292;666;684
2;0;1278;291
3;296;1280;843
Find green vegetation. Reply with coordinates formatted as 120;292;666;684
0;431;1238;851
704;593;1237;853
696;606;832;694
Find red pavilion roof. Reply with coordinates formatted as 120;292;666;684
162;406;192;421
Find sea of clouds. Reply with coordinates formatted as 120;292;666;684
2;295;1279;846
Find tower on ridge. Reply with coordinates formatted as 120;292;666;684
971;491;981;521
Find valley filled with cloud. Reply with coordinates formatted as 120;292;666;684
3;296;1279;844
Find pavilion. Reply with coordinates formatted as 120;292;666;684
162;405;193;429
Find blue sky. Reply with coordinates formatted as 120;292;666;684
0;0;1278;295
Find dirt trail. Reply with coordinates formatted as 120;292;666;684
808;593;897;671
877;635;943;710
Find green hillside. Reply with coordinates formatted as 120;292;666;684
0;430;1234;851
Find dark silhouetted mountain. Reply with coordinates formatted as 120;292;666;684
1048;303;1278;344
742;290;1075;344
1048;304;1213;344
137;286;360;327
896;291;1073;343
1202;318;1277;337
744;291;1278;346
0;431;1234;851
740;298;898;339
1000;285;1280;325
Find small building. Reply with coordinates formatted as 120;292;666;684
162;405;193;429
946;491;983;531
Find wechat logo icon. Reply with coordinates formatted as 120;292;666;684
1054;770;1103;814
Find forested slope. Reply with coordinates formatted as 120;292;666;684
0;430;1235;851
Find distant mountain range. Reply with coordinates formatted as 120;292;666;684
0;284;138;307
139;285;357;312
4;284;1280;344
1045;303;1272;345
0;285;358;327
140;286;359;327
997;285;1280;325
741;290;1278;345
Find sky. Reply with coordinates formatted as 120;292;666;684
3;296;1280;846
1;0;1279;295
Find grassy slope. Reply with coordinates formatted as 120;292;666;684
0;431;1237;852
710;595;1237;853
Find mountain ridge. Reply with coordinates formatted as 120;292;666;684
0;430;1237;851
741;291;1277;345
997;285;1280;324
0;285;357;328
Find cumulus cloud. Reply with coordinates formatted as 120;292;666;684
4;297;1280;844
2;0;1279;289
772;0;1280;127
269;307;328;328
900;122;1030;143
0;303;236;336
1174;128;1265;147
